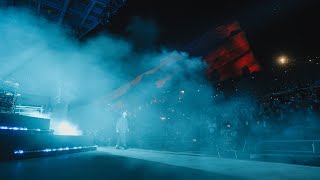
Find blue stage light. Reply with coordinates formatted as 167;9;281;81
0;126;29;131
13;145;97;156
43;149;51;152
14;150;24;154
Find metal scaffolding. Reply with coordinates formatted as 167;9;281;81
0;0;127;38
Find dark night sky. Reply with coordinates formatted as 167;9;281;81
97;0;320;65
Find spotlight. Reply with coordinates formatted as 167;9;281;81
278;56;289;65
52;121;82;136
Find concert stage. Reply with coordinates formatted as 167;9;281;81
0;112;96;160
1;147;319;180
0;134;96;160
0;113;50;130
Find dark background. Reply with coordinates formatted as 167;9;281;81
91;0;320;67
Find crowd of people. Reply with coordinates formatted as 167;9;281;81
89;78;320;156
256;84;320;139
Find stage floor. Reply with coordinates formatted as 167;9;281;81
1;147;319;180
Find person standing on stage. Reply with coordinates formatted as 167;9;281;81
115;111;129;149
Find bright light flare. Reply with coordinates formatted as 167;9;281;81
51;121;82;136
160;116;166;121
278;56;289;65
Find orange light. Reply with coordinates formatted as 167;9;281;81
278;56;288;65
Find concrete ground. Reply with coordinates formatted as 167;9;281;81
1;147;319;180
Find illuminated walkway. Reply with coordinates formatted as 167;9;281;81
1;147;319;180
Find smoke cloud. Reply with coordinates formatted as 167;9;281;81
0;8;134;132
0;8;284;155
0;8;260;147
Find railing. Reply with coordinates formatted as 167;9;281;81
15;105;43;112
118;137;243;158
255;140;320;155
15;105;50;119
